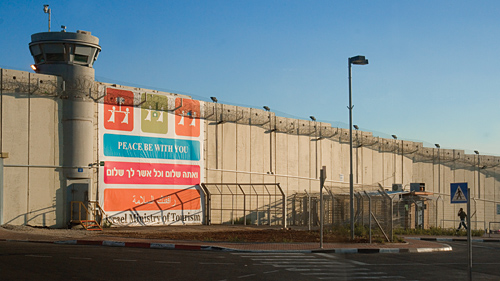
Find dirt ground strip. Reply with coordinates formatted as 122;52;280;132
1;224;361;243
105;229;352;243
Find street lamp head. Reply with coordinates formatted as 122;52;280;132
435;144;440;148
349;55;369;65
309;116;316;121
210;97;218;103
263;106;270;111
391;135;397;140
353;125;359;130
474;150;479;155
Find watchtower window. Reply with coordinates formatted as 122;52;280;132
30;45;45;63
43;43;66;62
73;45;93;65
74;54;89;63
46;53;65;62
34;54;45;63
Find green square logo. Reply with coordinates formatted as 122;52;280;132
141;93;168;134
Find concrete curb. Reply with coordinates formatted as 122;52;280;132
406;237;500;243
1;238;453;254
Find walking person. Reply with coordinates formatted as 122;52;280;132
457;208;467;231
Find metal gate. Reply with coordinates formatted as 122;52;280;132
200;183;286;228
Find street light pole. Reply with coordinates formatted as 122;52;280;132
348;55;368;240
474;150;480;199
435;143;441;227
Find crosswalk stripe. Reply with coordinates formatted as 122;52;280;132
287;268;367;272
234;252;407;280
302;271;386;276
318;276;406;280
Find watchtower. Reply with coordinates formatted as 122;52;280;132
29;30;101;223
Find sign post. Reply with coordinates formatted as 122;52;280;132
451;182;471;280
467;187;472;281
319;166;326;249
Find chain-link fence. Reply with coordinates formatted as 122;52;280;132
288;188;396;241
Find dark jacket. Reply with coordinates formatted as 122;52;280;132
458;210;467;220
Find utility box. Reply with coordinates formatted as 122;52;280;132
392;184;403;191
410;183;425;192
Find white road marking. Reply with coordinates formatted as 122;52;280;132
286;268;367;272
303;271;386;276
315;253;340;259
25;255;52;258
318;276;406;280
237;274;256;278
260;260;339;265
349;259;369;265
199;262;235;265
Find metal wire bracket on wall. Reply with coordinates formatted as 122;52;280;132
200;183;286;228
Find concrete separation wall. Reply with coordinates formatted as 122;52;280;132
1;67;499;229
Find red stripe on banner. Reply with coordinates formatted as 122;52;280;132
104;161;200;185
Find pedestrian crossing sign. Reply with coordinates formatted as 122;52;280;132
450;183;468;204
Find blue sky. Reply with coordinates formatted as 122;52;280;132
1;1;499;156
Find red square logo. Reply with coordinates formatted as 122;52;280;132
104;88;134;131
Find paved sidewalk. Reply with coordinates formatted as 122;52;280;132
0;225;459;254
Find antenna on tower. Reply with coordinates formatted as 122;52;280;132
43;4;51;32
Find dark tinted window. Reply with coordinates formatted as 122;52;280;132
46;53;65;62
74;54;89;63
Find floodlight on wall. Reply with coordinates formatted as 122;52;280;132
392;135;397;140
353;125;359;130
210;97;218;103
310;116;316;121
474;150;479;155
30;64;37;71
263;106;270;111
435;144;440;148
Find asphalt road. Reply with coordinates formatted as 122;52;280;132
345;241;500;280
1;240;499;280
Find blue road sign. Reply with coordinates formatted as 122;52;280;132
451;182;468;204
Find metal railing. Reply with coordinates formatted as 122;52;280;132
488;222;500;237
200;183;286;228
70;201;106;226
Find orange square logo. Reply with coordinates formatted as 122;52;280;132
175;98;200;137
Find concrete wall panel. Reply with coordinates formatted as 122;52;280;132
250;124;265;175
28;168;59;226
2;93;29;165
221;122;236;181
3;167;28;225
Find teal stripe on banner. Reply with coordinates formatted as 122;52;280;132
103;134;200;161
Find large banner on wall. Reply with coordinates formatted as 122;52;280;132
98;86;204;226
